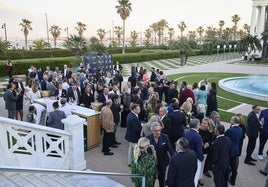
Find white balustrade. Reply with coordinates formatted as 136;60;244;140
0;115;86;170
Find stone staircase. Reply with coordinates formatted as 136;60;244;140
0;170;125;187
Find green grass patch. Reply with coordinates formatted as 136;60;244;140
170;72;266;122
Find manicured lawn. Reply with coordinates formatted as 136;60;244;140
170;72;266;122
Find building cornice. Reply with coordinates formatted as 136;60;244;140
253;0;268;6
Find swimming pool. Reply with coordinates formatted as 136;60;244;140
218;76;268;101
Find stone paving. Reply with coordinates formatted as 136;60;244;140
0;55;268;187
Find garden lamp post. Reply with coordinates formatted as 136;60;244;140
2;23;7;41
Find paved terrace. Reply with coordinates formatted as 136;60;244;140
0;53;268;186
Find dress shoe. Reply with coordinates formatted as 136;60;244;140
102;149;111;153
260;170;267;176
228;179;235;186
198;180;204;186
244;160;255;166
114;141;121;145
104;152;114;156
250;157;257;162
203;171;212;178
110;144;119;148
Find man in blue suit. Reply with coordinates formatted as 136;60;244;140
225;116;242;185
212;124;232;187
167;103;186;149
167;137;197;187
147;122;175;187
4;83;19;119
125;103;142;166
184;118;204;187
245;105;261;165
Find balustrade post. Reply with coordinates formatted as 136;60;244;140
62;115;87;170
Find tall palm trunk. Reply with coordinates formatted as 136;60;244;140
24;35;28;50
54;38;57;48
122;20;125;54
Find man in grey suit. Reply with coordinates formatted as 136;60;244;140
47;101;66;130
4;83;20;119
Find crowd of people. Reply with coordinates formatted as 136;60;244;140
3;61;268;187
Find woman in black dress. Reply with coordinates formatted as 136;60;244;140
81;85;94;108
206;82;218;117
199;117;214;186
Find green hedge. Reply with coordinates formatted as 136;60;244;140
0;49;201;76
1;46;170;60
3;49;74;60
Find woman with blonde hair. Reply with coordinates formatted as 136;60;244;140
236;113;246;156
131;137;157;187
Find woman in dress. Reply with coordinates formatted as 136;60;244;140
6;59;12;78
81;85;94;108
198;117;213;186
28;84;41;104
206;82;218;117
236;113;246;156
131;137;158;187
197;85;207;106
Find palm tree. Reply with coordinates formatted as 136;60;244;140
167;28;175;41
243;24;250;35
97;29;106;43
63;35;88;62
129;31;138;47
19;19;32;50
196;26;204;42
144;29;152;41
205;26;217;40
75;22;86;37
238;34;262;58
178;21;187;38
222;27;233;41
232;14;241;39
144;29;152;47
49;25;61;48
114;26;123;45
218;20;225;39
115;0;132;54
32;39;50;50
150;23;158;45
0;39;11;54
169;38;192;66
158;19;168;43
261;31;268;61
188;31;196;41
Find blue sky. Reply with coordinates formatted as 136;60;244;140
0;0;252;40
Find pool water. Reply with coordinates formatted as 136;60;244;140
219;76;268;101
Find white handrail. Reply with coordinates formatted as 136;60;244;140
0;165;146;187
0;117;71;136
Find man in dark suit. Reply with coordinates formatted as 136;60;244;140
125;103;142;166
225;116;242;185
167;103;186;149
167;83;178;104
212;124;232;187
184;118;204;187
98;87;110;106
4;83;19;119
147;122;175;187
67;84;81;105
40;74;48;90
245;105;261;165
55;82;68;99
159;106;171;137
113;61;123;72
167;137;197;187
61;64;72;79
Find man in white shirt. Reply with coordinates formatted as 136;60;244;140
59;98;72;117
29;103;46;125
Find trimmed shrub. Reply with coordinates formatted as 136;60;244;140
0;49;201;76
